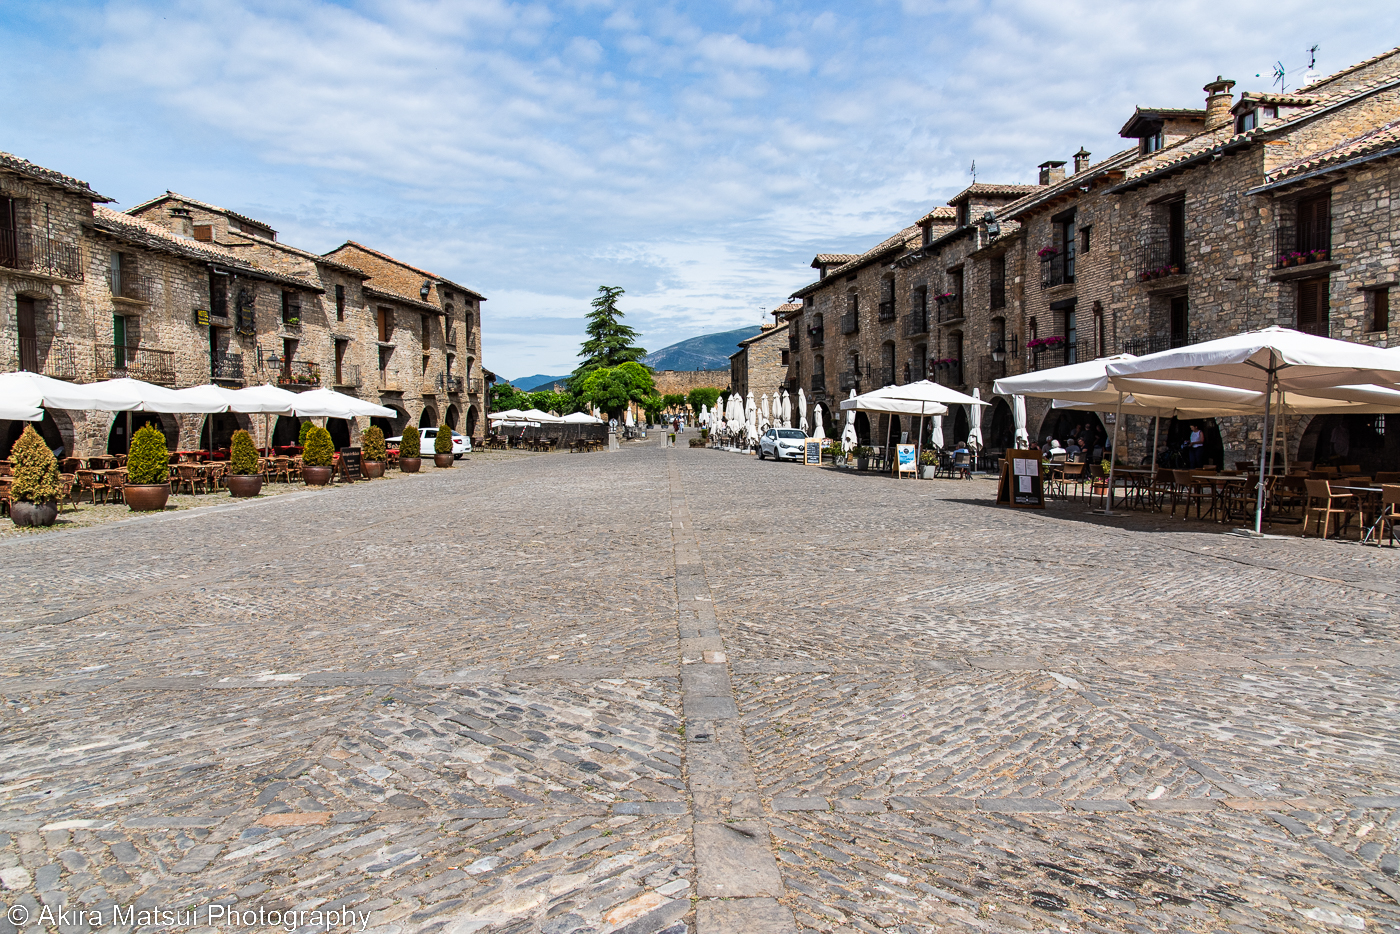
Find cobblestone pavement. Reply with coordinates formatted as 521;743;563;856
0;440;1397;934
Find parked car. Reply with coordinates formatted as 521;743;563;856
387;428;471;458
758;428;807;461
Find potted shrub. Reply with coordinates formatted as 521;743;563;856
298;419;313;449
227;429;263;497
8;425;61;527
853;444;873;470
433;425;454;468
399;425;422;473
920;448;939;480
125;423;172;511
301;425;335;486
362;426;386;478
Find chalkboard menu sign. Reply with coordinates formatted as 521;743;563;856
339;447;362;482
996;448;1045;509
804;438;821;465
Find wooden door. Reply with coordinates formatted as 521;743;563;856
17;297;37;371
1298;277;1329;336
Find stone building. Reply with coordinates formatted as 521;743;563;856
651;369;728;400
779;43;1400;471
728;306;792;403
1;153;492;459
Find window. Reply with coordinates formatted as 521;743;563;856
335;284;345;321
989;256;1005;310
1167;199;1185;269
1297;191;1331;256
1055;213;1076;283
281;338;296;376
110;251;124;296
1142;130;1164;154
421;314;430;346
209;271;228;318
377;307;393;342
1369;287;1391;332
422;353;430;375
1236;109;1257;134
334;339;348;385
1079;225;1091;255
281;290;300;324
1297;277;1329;337
1170;296;1189;347
781;349;790;366
1065;308;1078;364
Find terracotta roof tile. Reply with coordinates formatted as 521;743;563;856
947;183;1040;205
328;240;485;301
126;190;275;234
1266;118;1400;182
0;150;112;202
918;206;958;224
812;253;860;266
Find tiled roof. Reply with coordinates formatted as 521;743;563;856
947;183;1040;205
221;230;370;278
791;227;920;298
999;147;1139;219
363;284;448;314
127;191;275;234
773;302;801;313
89;206;322;292
918;206;957;224
1297;45;1400;94
329;240;485;301
1236;92;1320;108
811;254;860;266
738;321;789;347
0;150;112;202
1118;107;1207;137
1264;118;1400;184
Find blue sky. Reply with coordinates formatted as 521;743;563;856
1;1;1391;377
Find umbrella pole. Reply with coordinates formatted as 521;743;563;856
1104;392;1123;516
1254;369;1275;536
1150;415;1160;475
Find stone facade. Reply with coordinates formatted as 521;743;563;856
651;369;728;399
1;157;492;459
781;44;1400;469
728;311;791;404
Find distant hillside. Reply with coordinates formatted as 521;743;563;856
508;374;571;391
642;327;762;372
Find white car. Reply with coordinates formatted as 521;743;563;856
388;428;471;458
758;428;807;461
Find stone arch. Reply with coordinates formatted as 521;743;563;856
107;412;177;455
197;412;252;452
2;409;74;459
420;405;438;429
986;397;1014;451
445;404;460;431
464;405;479;438
326;418;352;450
270;415;304;449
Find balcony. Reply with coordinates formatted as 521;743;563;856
841;312;859;335
1136;238;1186;282
211;352;245;385
465;377;482;394
789;333;799;353
378;373;402;392
878;300;896;322
16;337;79;380
810;373;825;394
839;366;869;391
1121;333;1192;356
0;229;83;281
930;359;963;386
441;374;464;394
807;326;824;348
1028;339;1098;371
110;273;153;305
880;365;895;387
273;360;321;390
902;310;928;338
420;376;439;395
1040;251;1072;288
95;343;176;385
935;295;963;324
1274;223;1332;270
333;363;361;389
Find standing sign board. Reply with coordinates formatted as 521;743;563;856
339;447;362;482
895;443;918;477
804;438;821;465
996;448;1045;508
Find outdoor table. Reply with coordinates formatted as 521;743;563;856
1108;469;1153;510
1191;473;1247;523
1335;485;1384;542
88;456;118;470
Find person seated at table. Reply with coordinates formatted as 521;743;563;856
1066;437;1082;458
1047;439;1067;457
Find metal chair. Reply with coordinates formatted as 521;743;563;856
1368;485;1400;546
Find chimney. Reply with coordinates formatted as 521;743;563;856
168;206;194;237
1073;147;1091;174
1038;160;1067;186
1204;76;1236;131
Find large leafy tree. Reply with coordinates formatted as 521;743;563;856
529;389;577;415
661;393;687;413
687;387;721;415
491;382;532;411
576;361;658;420
571;286;646;389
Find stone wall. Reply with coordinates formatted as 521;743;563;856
652;369;728;398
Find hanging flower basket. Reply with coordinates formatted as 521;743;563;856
1036;246;1059;258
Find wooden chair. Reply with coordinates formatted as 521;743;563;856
289;456;304;482
1369;485;1400;546
104;470;127;505
57;473;77;511
1170;470;1211;520
0;478;11;516
1056;461;1087;501
205;463;226;491
174;463;206;495
1303;478;1356;539
271;456;292;483
1339;464;1363;476
0;462;11;478
60;457;83;474
1375;472;1400;485
75;469;108;505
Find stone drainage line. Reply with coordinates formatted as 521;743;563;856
666;450;797;934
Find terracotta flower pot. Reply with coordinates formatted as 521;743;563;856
227;474;263;498
10;501;57;528
400;457;421;474
434;453;454;468
302;465;333;487
125;484;171;512
363;460;384;478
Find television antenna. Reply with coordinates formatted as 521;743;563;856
969;159;976;183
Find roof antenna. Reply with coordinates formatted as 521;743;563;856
1272;60;1287;93
969;159;976;183
1302;45;1320;86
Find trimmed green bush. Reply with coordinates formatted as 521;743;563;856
434;425;453;454
9;425;60;504
127;424;170;484
230;430;259;475
400;425;420;459
362;426;386;462
302;426;334;467
298;419;313;447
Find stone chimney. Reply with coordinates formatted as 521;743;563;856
1204;76;1237;131
168;207;194;237
1073;147;1091;174
1038;160;1067;186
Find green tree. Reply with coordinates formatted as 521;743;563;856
528;389;576;415
661;393;687;413
576;361;657;420
571;286;646;389
303;426;334;467
8;425;60;503
491;382;531;412
361;426;386;463
399;425;420;461
298;419;313;447
229;430;259;476
687;387;721;415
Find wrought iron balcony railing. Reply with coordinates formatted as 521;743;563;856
333;363;361;388
808;327;824;348
878;300;896;322
1274;223;1332;268
810;373;825;394
95;343;176;385
1121;333;1192;356
465;377;482;394
841;312;859;335
440;374;465;394
936;297;963;324
0;229;84;281
902;310;928;338
110;273;153;303
211;352;244;384
1040;252;1071;288
1136;238;1186;281
273;360;321;389
16;337;79;380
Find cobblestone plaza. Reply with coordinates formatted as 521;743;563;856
2;441;1399;934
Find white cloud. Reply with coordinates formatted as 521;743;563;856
0;0;1390;377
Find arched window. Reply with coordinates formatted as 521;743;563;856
881;342;896;386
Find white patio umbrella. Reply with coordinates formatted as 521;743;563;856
841;380;963;471
761;393;771;429
930;414;944;450
0;371;128;412
781;391;792;429
746;393;758;442
798;388;809;433
841;390;858;448
1012;395;1028;447
561;411;603;424
1107;326;1400;533
523;407;566;423
624;409;634;428
289;388;395;419
698;404;708;428
0;401;42;421
968;388;984;454
812;403;826;441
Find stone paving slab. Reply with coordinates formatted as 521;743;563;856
0;439;1397;933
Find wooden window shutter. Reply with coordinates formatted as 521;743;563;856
1297;278;1328;336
